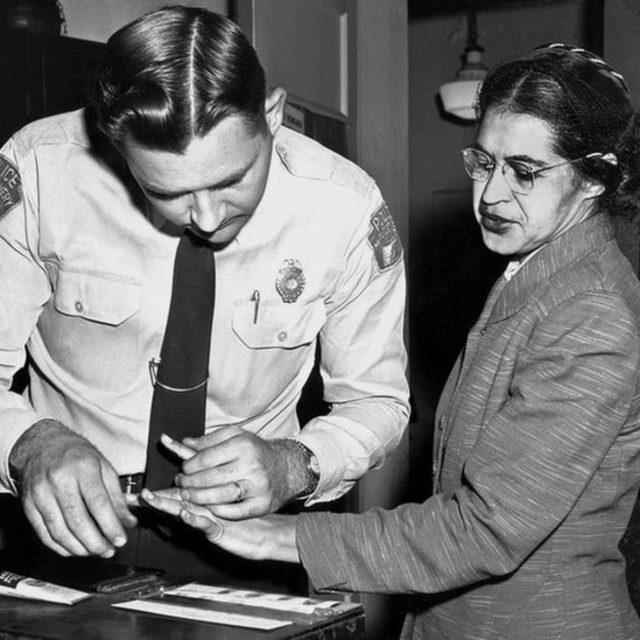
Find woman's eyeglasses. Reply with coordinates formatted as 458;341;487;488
461;147;605;194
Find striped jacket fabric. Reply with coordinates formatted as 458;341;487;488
298;213;640;639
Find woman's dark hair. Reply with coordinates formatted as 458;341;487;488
91;5;266;153
477;44;640;216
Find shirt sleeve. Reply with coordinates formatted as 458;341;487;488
0;139;52;492
297;291;640;592
296;193;410;504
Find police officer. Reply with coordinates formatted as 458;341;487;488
0;6;408;580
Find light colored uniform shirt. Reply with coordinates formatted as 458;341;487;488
0;109;410;503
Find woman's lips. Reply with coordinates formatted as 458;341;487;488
480;211;513;233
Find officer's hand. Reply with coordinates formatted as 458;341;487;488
163;427;298;519
9;419;138;557
140;488;300;563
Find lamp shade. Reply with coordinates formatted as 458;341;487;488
439;79;482;120
438;10;487;122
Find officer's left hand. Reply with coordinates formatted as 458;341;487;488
139;488;300;563
163;427;296;520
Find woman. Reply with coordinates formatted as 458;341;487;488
143;44;640;639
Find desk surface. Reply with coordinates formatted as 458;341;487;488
0;588;364;639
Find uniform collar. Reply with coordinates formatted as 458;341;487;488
487;214;615;324
229;134;285;248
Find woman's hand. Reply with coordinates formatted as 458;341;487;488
139;488;300;564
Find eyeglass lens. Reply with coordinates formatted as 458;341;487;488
462;148;534;194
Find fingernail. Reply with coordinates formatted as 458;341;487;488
175;474;183;486
102;548;115;559
141;489;154;501
180;489;190;501
114;536;126;547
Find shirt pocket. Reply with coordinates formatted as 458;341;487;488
53;269;140;326
232;298;326;350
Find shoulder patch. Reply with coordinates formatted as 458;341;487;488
368;204;402;270
0;154;22;219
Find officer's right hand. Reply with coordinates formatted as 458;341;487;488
9;419;138;557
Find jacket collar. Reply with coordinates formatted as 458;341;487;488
487;214;615;323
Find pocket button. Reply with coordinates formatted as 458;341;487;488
75;300;84;313
277;330;288;342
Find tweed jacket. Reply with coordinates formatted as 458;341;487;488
298;214;640;639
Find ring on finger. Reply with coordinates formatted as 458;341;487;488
232;480;246;503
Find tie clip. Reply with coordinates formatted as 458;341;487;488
148;358;209;393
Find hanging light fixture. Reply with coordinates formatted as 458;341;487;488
439;8;487;121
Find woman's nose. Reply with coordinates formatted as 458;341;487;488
481;164;512;203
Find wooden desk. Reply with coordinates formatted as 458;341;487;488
0;587;364;639
0;505;364;638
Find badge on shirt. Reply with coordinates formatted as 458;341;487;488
368;204;402;270
275;259;305;303
0;155;22;220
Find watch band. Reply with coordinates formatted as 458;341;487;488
290;440;320;499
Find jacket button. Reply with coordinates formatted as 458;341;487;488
277;331;288;342
75;301;84;312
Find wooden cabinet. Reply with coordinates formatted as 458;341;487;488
0;29;104;144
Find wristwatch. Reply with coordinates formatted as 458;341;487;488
292;440;320;499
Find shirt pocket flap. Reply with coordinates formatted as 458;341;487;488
233;299;326;349
54;270;140;326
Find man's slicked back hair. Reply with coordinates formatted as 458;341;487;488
92;5;266;153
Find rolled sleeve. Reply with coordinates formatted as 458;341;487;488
0;141;51;492
298;200;409;504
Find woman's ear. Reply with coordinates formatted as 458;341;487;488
582;153;618;200
582;178;606;200
264;87;287;135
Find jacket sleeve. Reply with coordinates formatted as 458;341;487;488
297;193;410;504
297;291;639;592
0;139;52;492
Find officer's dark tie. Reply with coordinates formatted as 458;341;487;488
144;231;215;490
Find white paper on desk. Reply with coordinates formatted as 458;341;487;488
0;571;91;605
113;599;291;630
164;583;341;615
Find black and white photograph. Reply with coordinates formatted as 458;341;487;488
0;1;639;638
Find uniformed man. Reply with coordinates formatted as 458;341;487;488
0;5;409;582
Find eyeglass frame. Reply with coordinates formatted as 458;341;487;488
461;146;606;195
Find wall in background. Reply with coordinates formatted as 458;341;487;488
603;0;640;274
604;0;640;611
605;0;640;105
58;0;228;42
